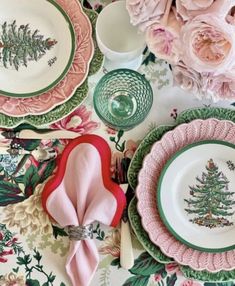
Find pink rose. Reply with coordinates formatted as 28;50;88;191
50;105;100;145
165;262;180;274
176;0;232;21
50;105;100;133
154;274;162;282
203;72;235;101
180;279;201;286
146;7;182;64
226;3;235;25
126;0;167;32
181;15;235;73
172;62;203;94
176;0;214;20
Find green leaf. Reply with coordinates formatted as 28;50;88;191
130;252;165;276
24;254;32;264
161;270;167;279
101;230;105;239
23;165;40;196
142;52;156;66
166;273;177;286
38;160;56;183
143;46;148;55
26;279;40;286
23;139;40;151
11;154;30;177
110;258;120;267
42;283;49;286
0;181;24;206
52;225;68;239
109;136;115;142
13;174;25;184
48;274;56;283
12;267;19;273
60;283;66;286
121;141;126;152
17;256;28;266
117;130;124;139
123;275;149;286
33;250;42;262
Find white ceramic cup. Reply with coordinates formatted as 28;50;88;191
96;0;146;70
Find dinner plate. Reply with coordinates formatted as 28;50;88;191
128;197;235;282
0;0;94;115
0;0;75;97
127;107;235;280
136;118;235;272
158;140;235;252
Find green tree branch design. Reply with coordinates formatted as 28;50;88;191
16;249;56;285
0;21;57;70
0;223;24;263
185;159;235;228
109;130;126;152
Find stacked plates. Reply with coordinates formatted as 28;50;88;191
0;0;103;127
128;107;235;282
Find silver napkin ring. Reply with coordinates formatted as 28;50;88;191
66;224;93;241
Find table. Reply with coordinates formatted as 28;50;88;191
0;1;235;285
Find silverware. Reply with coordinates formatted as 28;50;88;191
113;157;134;270
120;184;134;270
0;129;79;140
0;145;57;162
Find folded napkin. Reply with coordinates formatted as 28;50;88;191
41;134;126;286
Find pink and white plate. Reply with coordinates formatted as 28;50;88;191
136;118;235;272
0;0;94;116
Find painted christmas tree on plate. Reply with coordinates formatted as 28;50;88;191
184;159;235;229
0;21;57;71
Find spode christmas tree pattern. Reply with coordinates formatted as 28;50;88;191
184;159;235;229
0;21;57;71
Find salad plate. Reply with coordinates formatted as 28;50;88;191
0;0;94;116
0;0;76;97
0;7;104;127
158;140;235;252
136;118;235;272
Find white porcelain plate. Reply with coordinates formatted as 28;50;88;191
0;0;75;97
158;140;235;252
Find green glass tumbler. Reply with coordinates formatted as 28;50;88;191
93;69;153;130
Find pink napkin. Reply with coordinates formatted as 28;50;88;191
42;134;126;286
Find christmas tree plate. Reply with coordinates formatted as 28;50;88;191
0;0;94;116
0;0;76;97
136;118;235;272
158;140;235;253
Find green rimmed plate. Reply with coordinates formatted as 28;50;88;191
128;107;235;282
0;7;103;127
158;140;235;253
128;196;235;282
0;0;76;97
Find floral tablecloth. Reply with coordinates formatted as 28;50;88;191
0;1;235;286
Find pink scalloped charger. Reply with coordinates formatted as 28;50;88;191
0;0;94;116
136;118;235;272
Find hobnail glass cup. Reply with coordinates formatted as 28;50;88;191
93;69;153;130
